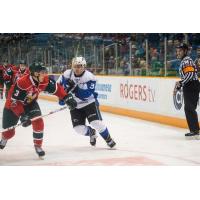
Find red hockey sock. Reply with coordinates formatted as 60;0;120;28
2;129;15;140
32;118;44;147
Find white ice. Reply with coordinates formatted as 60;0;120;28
1;99;200;166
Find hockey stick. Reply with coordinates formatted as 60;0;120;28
0;106;68;133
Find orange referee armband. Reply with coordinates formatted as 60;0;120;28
183;66;195;73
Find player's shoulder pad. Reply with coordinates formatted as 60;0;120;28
16;74;33;90
83;70;96;82
63;69;72;79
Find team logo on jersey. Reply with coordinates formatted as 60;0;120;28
173;88;183;110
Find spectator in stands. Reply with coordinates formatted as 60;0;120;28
167;59;181;71
122;61;130;76
108;56;115;69
138;57;146;69
119;40;129;58
150;47;159;61
135;45;145;58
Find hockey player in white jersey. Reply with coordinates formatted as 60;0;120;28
57;56;116;148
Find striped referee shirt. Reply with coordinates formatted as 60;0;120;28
179;56;198;86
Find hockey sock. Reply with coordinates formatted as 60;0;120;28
32;118;44;147
85;126;92;136
2;129;15;140
33;132;43;147
99;128;110;141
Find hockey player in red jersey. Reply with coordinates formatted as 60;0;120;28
3;59;30;89
0;59;10;99
1;59;15;98
0;62;77;158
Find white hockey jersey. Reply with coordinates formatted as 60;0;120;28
57;69;98;109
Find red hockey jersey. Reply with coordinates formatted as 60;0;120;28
5;74;67;117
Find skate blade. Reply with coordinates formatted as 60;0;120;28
108;147;117;150
194;135;200;140
38;156;45;160
107;144;117;150
185;135;200;140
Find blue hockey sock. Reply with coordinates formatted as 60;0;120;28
99;128;110;140
85;126;91;136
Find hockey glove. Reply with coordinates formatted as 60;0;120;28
63;93;77;110
66;79;78;93
20;114;31;127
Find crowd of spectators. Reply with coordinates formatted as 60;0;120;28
1;33;200;76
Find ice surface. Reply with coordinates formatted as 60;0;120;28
1;99;200;166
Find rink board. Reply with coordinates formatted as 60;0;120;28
39;75;199;129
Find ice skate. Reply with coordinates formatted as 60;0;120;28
185;132;200;140
89;128;97;146
106;137;116;149
0;138;7;149
34;145;45;159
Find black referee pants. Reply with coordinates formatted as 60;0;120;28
183;80;200;133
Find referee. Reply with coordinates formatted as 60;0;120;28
175;43;200;139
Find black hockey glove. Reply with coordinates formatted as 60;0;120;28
63;93;77;110
20;114;31;127
66;79;78;93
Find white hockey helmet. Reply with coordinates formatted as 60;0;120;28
72;56;86;67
